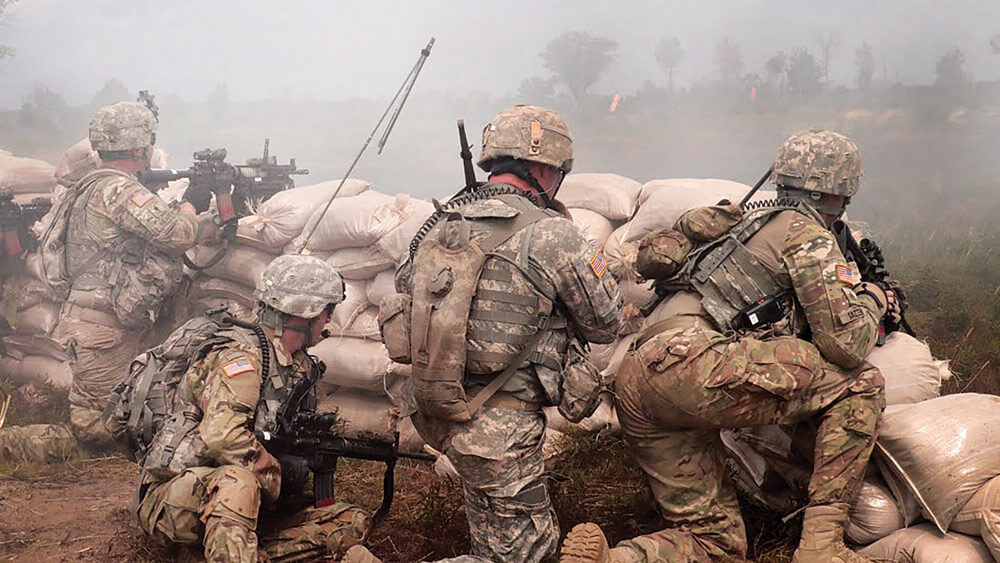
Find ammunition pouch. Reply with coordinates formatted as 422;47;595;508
557;340;603;423
378;292;412;364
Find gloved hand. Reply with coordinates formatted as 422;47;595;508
884;286;903;325
423;444;460;484
278;455;311;498
182;182;213;214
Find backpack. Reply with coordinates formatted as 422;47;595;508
102;308;268;464
32;168;130;297
399;190;550;422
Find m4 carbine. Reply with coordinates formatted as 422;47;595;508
0;189;52;257
261;409;435;526
138;139;308;223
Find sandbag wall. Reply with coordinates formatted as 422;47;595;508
0;151;69;389
182;179;434;451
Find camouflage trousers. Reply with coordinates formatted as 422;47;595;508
0;423;78;463
611;326;884;562
414;404;558;563
137;465;370;563
52;314;147;448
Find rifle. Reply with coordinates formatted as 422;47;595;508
262;409;435;525
0;189;53;257
831;220;915;340
138;140;308;221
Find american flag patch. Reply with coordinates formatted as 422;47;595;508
835;263;858;285
221;357;255;377
589;251;607;278
131;189;155;207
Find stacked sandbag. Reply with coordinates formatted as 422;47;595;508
857;523;994;562
0;274;71;388
866;332;951;404
847;475;921;545
182;180;437;453
0;149;57;194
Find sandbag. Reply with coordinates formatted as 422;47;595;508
603;224;639;280
627;181;775;243
866;332;950;405
317;389;398;442
875;394;1000;533
600;333;637;383
291;190;401;251
328;305;380;341
54;138;100;187
311;336;392;394
847;476;919;545
325;246;395;280
366;269;397;309
11;301;59;335
637;177;751;206
557;173;641;221
857;523;993;562
236;178;371;250
1;274;58;313
331;279;370;329
569;207;615;251
2;334;68;362
156;178;190;205
190;243;274;288
372;196;435;262
951;474;1000;561
189;276;255;307
0;354;72;388
0;150;56;193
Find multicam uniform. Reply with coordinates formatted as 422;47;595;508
136;325;369;563
407;188;623;563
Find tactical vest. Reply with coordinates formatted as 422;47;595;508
679;200;825;334
406;187;554;422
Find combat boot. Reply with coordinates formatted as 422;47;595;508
560;523;634;563
791;503;870;563
341;545;382;563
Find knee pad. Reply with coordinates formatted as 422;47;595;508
203;465;260;528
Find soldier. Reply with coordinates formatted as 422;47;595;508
135;254;369;562
347;105;623;563
0;102;217;461
561;130;899;563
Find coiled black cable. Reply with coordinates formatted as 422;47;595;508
407;184;539;260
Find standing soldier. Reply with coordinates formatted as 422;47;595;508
132;254;369;562
348;105;623;563
0;102;217;461
561;130;898;563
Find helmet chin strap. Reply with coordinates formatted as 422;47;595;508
777;187;848;218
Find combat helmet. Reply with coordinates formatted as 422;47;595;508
89;101;157;154
254;254;345;322
771;129;862;197
478;104;574;174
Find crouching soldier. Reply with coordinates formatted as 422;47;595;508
121;254;369;562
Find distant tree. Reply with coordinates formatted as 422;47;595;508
786;48;823;96
714;37;743;84
935;47;968;87
990;33;1000;55
207;82;230;106
515;76;556;104
817;31;840;86
89;78;131;107
24;82;65;109
0;0;17;60
855;43;875;92
654;36;684;92
765;51;788;92
540;31;617;103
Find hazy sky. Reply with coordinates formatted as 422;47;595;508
1;0;998;108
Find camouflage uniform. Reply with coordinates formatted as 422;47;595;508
0;103;209;459
405;106;623;563
565;131;887;563
137;254;367;563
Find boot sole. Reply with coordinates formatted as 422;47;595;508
560;522;610;563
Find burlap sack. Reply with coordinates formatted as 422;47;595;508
847;476;920;545
0;354;73;388
866;332;950;405
311;336;392;393
237;179;371;250
325;246;395;280
558;173;641;220
857;523;993;562
0;150;56;193
950;474;1000;561
190;243;274;288
875;394;1000;533
291;190;400;251
366;269;397;310
627;181;775;243
372;196;435;262
568;207;615;251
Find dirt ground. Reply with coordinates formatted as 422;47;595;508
0;457;172;562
